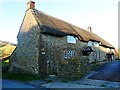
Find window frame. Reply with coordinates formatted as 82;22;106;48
93;51;100;60
64;50;75;59
67;35;77;44
94;42;99;47
88;41;92;46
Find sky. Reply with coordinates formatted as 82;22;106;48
0;0;119;48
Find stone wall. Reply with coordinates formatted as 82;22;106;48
9;9;40;75
40;34;90;79
89;46;107;63
99;46;108;60
40;33;114;78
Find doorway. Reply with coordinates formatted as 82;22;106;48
106;53;114;61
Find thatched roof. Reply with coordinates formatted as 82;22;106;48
31;9;114;49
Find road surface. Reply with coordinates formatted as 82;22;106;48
88;60;120;82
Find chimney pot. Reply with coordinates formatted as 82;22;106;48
27;0;35;10
87;26;92;32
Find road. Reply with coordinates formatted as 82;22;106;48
88;60;120;82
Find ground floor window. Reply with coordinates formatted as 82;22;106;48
106;54;114;61
64;50;75;59
93;51;100;60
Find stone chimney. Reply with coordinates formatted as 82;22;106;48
27;0;35;10
87;26;92;32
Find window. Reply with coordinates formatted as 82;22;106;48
94;42;99;47
64;50;75;59
67;35;76;44
88;41;92;46
107;48;110;52
96;51;100;59
93;51;97;60
93;51;100;60
110;49;114;52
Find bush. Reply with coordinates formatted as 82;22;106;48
2;72;40;82
90;63;100;70
2;65;9;73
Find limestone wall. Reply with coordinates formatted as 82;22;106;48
9;9;40;75
89;46;107;63
40;34;113;78
40;34;89;79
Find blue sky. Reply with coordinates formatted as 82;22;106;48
0;0;119;48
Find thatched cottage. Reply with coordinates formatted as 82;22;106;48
9;1;115;79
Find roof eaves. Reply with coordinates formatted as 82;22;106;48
100;44;115;49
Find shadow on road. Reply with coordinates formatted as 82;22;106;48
88;60;120;82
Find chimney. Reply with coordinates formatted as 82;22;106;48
87;26;92;32
27;0;35;10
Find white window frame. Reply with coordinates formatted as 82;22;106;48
110;49;114;52
88;41;92;46
67;35;76;44
93;51;100;60
94;42;99;47
64;50;75;59
107;48;110;52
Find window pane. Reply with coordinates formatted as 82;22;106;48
64;50;75;59
67;35;76;44
88;41;92;46
94;42;99;47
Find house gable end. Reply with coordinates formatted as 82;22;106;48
10;9;41;75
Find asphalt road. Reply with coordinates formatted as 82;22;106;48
88;60;120;82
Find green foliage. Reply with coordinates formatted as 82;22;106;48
2;72;40;82
2;59;9;66
100;84;107;87
90;63;100;70
0;44;16;59
46;80;53;83
2;59;40;82
61;79;69;83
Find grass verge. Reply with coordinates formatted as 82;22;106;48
2;59;9;66
2;72;40;82
89;63;101;70
2;59;41;82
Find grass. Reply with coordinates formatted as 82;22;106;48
89;63;101;70
2;59;9;66
2;60;40;82
100;84;107;87
61;79;69;83
2;72;40;82
46;80;53;83
0;44;16;59
4;60;9;63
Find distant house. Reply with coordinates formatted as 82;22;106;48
9;1;116;79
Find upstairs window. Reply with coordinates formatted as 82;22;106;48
94;42;99;47
88;41;99;47
88;41;92;46
107;48;110;52
110;49;114;52
67;35;76;44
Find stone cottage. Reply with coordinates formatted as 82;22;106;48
9;1;115;79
